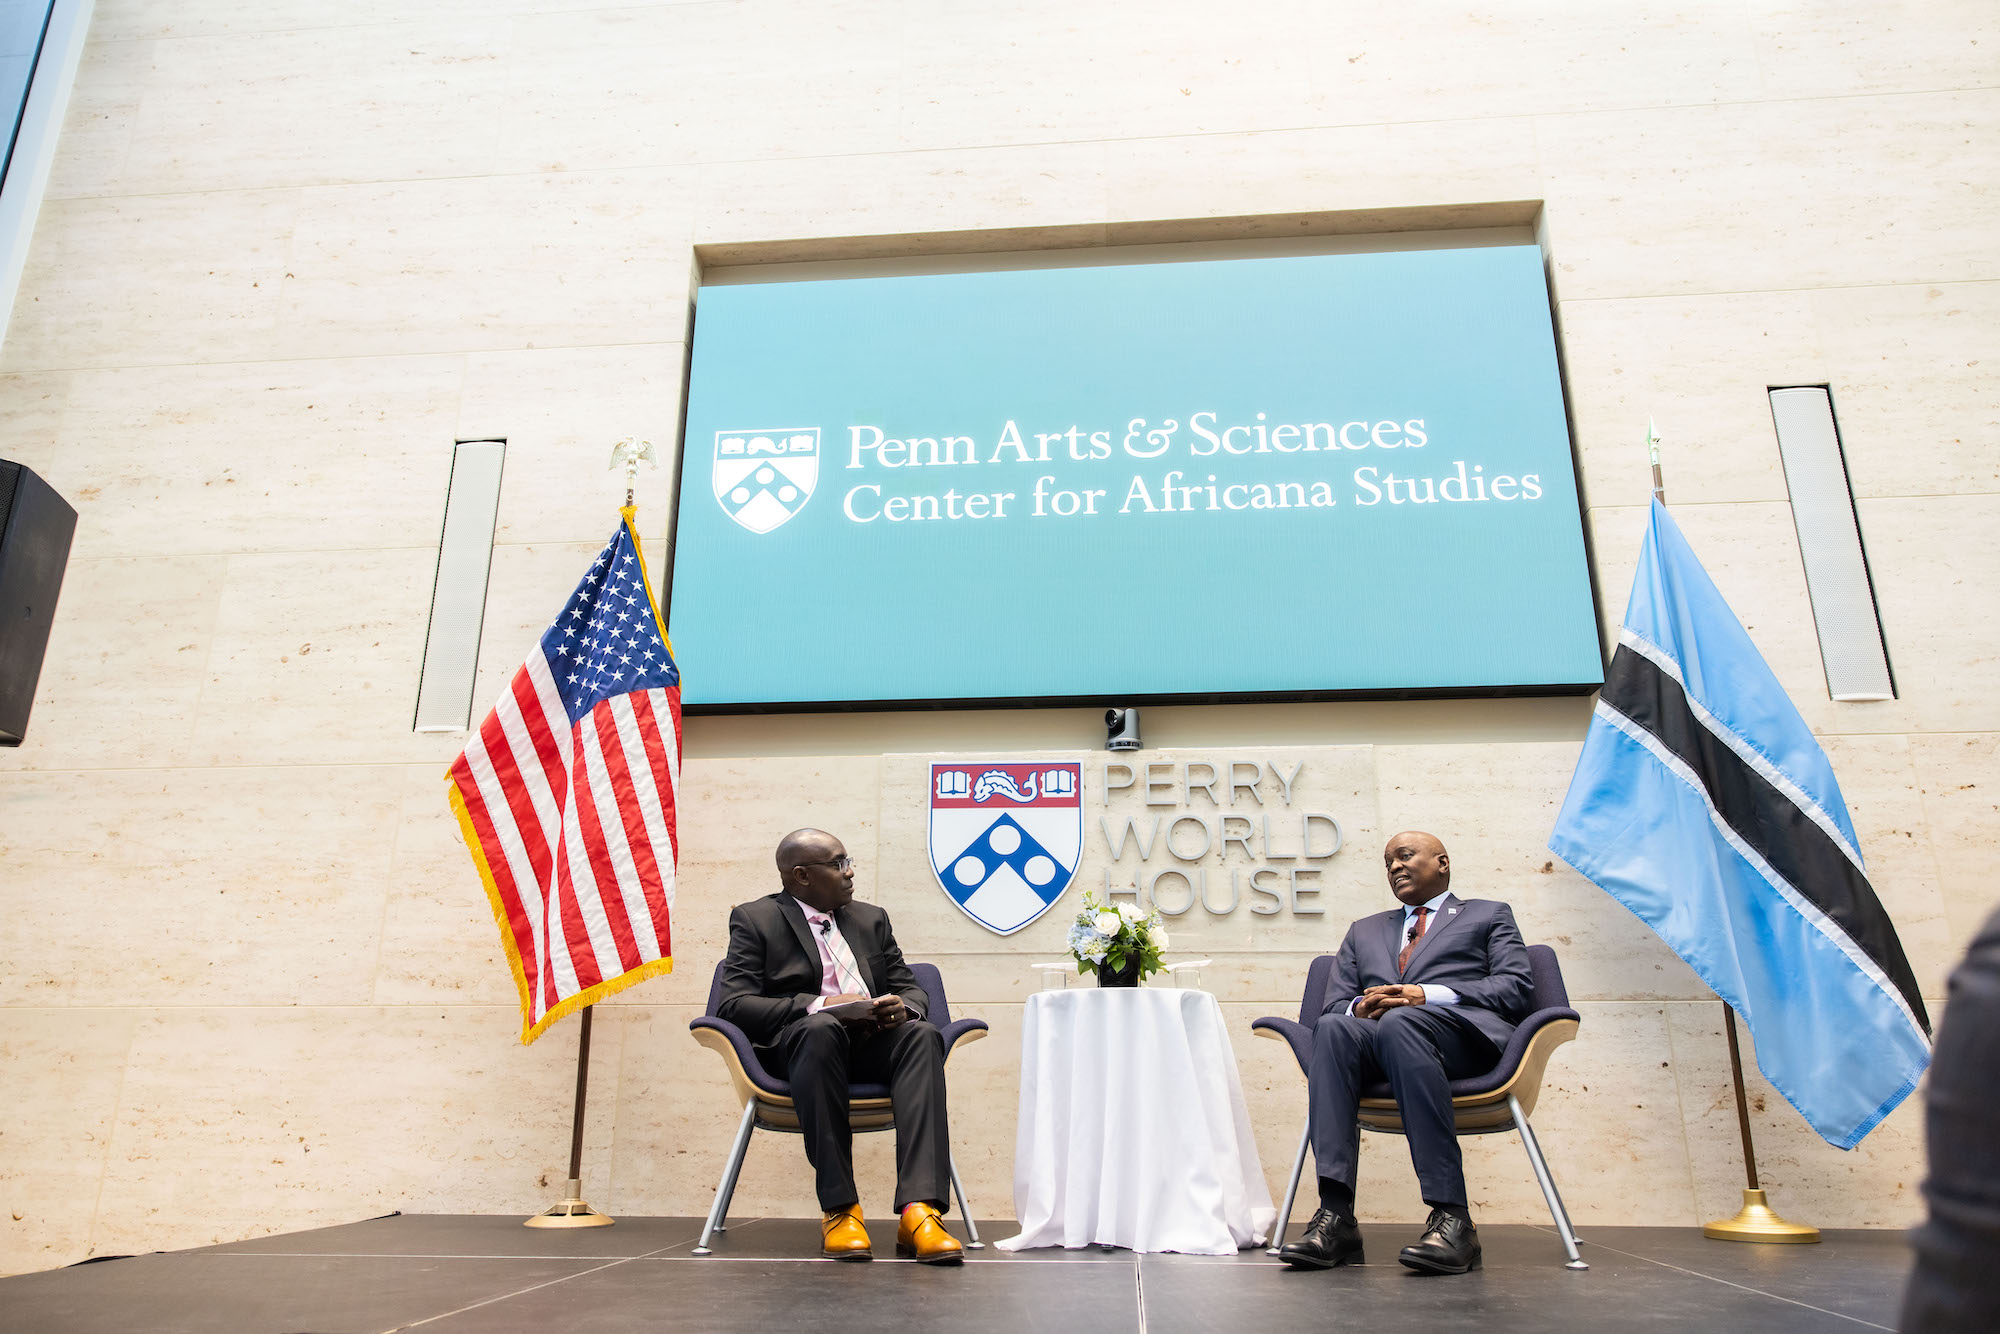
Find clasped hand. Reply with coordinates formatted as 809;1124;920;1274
1352;984;1427;1019
827;993;910;1030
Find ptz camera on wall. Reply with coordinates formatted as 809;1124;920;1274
1105;708;1141;751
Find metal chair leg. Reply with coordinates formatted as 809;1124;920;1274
948;1151;984;1249
1509;1092;1586;1270
693;1101;757;1256
713;1110;755;1231
1266;1114;1313;1256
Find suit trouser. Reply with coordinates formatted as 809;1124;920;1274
771;1011;952;1213
1308;1005;1500;1208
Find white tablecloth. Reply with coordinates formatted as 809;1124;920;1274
997;987;1276;1255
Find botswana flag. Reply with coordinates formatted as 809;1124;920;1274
1550;499;1929;1149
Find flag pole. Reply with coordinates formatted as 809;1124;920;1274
1645;420;1818;1243
523;438;659;1230
1648;416;1665;503
525;1005;614;1227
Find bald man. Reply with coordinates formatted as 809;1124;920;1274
716;829;962;1264
1279;832;1534;1275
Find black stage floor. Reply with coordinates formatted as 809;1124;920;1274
0;1213;1911;1333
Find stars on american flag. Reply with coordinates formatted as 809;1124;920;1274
540;526;679;722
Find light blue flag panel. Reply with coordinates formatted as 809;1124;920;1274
1549;499;1929;1149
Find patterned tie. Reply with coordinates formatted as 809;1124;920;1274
1397;906;1430;974
817;917;867;996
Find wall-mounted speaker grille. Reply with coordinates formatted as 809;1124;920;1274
413;439;505;733
1768;387;1894;702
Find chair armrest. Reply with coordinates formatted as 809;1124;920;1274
690;1013;756;1049
1481;1006;1581;1117
939;1017;988;1058
1251;1016;1313;1076
1489;1005;1580;1078
690;1016;790;1101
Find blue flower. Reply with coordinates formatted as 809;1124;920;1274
1067;919;1110;965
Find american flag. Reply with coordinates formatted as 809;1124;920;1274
446;511;681;1044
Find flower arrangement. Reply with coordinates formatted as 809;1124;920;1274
1065;890;1168;983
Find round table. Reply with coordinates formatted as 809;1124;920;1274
997;987;1276;1254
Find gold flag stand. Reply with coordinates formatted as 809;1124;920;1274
527;1186;613;1227
1649;424;1816;1244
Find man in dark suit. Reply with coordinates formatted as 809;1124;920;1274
717;827;963;1264
1279;830;1533;1275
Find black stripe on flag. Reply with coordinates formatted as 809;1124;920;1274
1603;646;1930;1035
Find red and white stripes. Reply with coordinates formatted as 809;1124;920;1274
449;643;680;1042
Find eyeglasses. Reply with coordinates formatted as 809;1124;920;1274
796;855;854;872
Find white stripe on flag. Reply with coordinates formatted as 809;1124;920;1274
559;746;625;983
1619;627;1867;871
1593;697;1928;1046
657;687;682;795
525;651;576;768
493;675;566;867
464;720;560;1024
494;656;570;1012
580;704;662;961
526;649;587;1011
461;727;547;991
611;693;677;910
539;772;588;1008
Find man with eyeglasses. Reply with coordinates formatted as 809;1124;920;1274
716;827;963;1264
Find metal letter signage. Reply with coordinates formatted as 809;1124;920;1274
928;762;1082;935
712;427;819;534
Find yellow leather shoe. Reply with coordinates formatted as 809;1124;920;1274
820;1204;872;1261
896;1202;965;1265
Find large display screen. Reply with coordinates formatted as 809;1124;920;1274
667;244;1602;710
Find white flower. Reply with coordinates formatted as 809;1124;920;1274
1116;903;1142;925
1154;929;1170;950
1093;911;1121;936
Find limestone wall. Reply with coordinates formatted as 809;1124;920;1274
2;0;1996;1274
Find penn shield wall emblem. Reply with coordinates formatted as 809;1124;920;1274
929;762;1082;935
713;428;818;534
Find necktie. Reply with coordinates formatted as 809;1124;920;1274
817;917;867;996
1397;906;1430;974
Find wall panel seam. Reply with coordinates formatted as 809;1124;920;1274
36;81;2000;206
0;337;690;376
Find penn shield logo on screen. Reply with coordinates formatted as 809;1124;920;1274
712;428;819;534
929;763;1083;935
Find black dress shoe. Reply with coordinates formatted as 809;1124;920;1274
1278;1208;1365;1269
1397;1208;1481;1275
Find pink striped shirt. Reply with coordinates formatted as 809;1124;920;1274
792;896;843;1008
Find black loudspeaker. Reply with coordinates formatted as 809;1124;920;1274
0;460;77;746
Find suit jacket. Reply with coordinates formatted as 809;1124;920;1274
716;892;928;1048
1321;895;1534;1050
